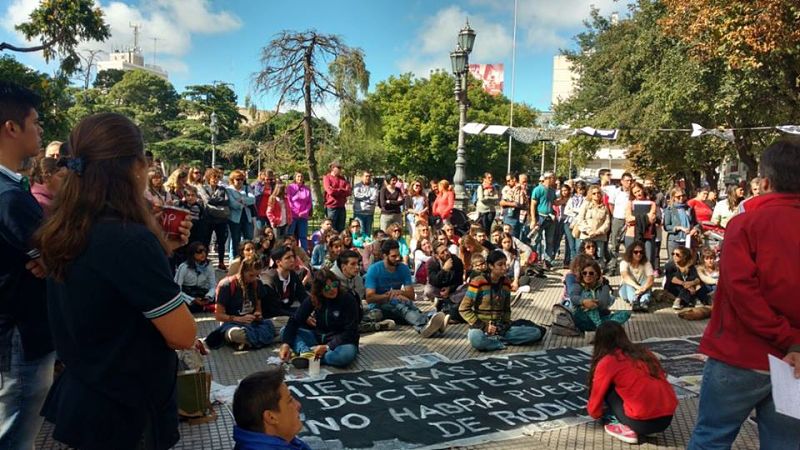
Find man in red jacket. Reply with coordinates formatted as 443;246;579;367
323;161;351;233
689;139;800;449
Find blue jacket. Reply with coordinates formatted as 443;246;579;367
233;427;311;450
227;186;256;224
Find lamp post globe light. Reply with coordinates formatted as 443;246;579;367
210;111;218;168
450;20;475;208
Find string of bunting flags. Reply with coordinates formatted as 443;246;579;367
462;122;800;144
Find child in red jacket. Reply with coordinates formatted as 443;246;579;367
587;322;677;444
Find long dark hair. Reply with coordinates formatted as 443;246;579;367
185;241;208;269
35;113;166;281
587;321;665;393
310;269;339;310
623;240;648;264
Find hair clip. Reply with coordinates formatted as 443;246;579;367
64;157;84;176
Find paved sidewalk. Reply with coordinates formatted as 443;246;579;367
36;269;759;449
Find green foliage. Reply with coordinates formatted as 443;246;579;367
105;70;179;143
6;0;110;75
364;71;538;181
180;84;245;142
0;55;72;142
92;68;125;91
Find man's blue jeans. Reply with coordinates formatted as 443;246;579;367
372;300;428;331
533;218;556;262
467;326;542;351
688;357;800;450
287;218;309;252
0;331;55;449
354;213;374;236
282;327;357;367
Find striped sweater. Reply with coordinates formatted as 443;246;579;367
459;274;512;330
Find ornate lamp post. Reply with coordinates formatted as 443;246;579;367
210;111;218;168
450;20;476;208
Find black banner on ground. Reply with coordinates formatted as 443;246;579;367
288;348;593;449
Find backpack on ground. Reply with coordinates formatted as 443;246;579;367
550;303;582;336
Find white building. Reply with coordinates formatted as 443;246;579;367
578;147;631;181
551;55;578;107
97;49;168;79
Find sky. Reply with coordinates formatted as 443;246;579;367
1;0;631;125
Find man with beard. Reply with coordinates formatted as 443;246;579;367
424;242;466;324
364;239;446;337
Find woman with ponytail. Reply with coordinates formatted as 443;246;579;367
35;112;197;450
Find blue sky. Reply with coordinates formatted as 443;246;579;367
2;0;630;123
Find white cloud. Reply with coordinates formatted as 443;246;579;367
1;0;241;72
400;0;630;77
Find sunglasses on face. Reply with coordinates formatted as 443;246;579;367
582;271;597;276
633;250;643;254
322;280;339;293
673;252;682;256
195;248;207;254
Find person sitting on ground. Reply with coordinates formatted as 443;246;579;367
459;233;486;274
309;218;333;251
30;156;65;215
475;228;497;252
175;241;217;313
279;269;361;368
261;246;310;319
409;220;431;256
321;235;343;270
567;259;631;332
664;246;709;310
587;321;677;445
501;223;533;264
435;229;460;256
332;249;396;333
413;237;433;282
364;239;447;338
696;246;719;298
340;229;356;252
498;232;523;292
232;368;311;450
282;235;312;286
209;258;275;351
579;239;600;262
386;222;411;265
361;229;387;272
467;254;487;282
254;233;276;269
229;240;257;276
459;250;545;351
442;220;460;245
310;229;331;270
562;254;595;308
619;241;655;312
425;241;467;323
349;218;371;249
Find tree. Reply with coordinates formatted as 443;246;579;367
74;48;104;90
0;55;72;142
659;0;800;178
105;70;179;143
1;0;110;75
365;71;538;181
93;68;125;91
180;84;246;142
253;30;369;213
554;1;736;187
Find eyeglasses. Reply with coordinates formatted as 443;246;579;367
195;248;207;254
632;250;643;254
322;280;339;293
581;271;597;276
672;252;682;256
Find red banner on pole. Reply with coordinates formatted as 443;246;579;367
468;63;504;96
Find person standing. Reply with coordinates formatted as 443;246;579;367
252;170;276;234
35;112;197;449
227;170;256;256
266;179;292;239
475;172;499;233
530;171;557;268
432;180;455;223
517;173;532;242
378;173;404;232
352;171;378;235
323;162;351;233
500;173;526;239
607;172;632;273
689;139;800;449
0;81;54;449
200;168;230;270
286;171;312;251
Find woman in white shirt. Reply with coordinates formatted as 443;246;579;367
619;240;654;312
711;184;745;229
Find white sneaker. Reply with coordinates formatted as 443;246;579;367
225;327;248;350
376;319;396;331
420;312;446;338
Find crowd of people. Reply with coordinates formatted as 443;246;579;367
1;79;799;449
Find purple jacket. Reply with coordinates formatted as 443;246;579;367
287;183;312;219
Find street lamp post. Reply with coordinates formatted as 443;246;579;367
450;21;476;209
210;111;218;168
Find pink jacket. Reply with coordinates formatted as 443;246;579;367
286;183;312;219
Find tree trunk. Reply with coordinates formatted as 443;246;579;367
733;134;758;182
303;44;324;216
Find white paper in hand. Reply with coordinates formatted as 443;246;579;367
768;354;800;420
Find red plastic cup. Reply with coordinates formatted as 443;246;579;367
160;206;189;239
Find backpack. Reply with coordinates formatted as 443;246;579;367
470;188;478;206
550;303;582;336
415;260;429;284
